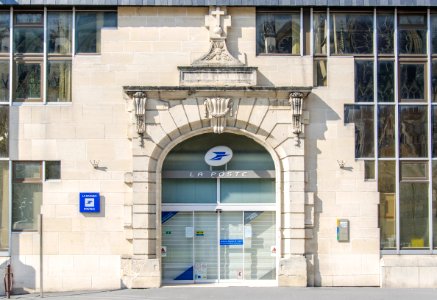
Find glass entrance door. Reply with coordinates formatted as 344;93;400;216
162;211;276;283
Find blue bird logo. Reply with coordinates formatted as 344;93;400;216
210;152;229;161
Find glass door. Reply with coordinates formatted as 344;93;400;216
194;212;218;282
220;212;244;281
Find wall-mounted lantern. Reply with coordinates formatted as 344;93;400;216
133;92;147;135
289;92;304;136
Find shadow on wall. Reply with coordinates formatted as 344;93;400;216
304;91;341;286
11;235;37;294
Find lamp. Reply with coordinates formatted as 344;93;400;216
133;92;147;135
290;92;304;136
90;160;100;169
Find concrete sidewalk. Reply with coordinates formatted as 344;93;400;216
6;287;437;300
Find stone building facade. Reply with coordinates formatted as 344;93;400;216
0;0;436;293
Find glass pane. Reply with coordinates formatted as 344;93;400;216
0;106;8;158
401;161;428;181
220;179;275;203
313;12;327;55
12;182;42;231
399;105;427;158
45;161;60;180
355;60;373;102
15;63;41;100
227;153;274;171
220;212;244;280
399;64;425;101
344;105;374;158
432;15;437;54
377;61;394;102
15;13;42;24
364;160;375;180
0;161;8;251
0;13;10;53
432;162;437;249
14;27;43;53
162;179;216;203
244;211;276;280
379;161;396;250
433;106;437;157
314;59;327;87
0;61;9;102
400;182;429;249
76;12;99;53
48;12;72;54
13;162;41;180
432;61;437;102
398;15;426;55
378;105;395;158
330;13;373;55
377;14;394;54
47;60;72;102
256;13;300;55
103;12;117;27
194;212;218;281
162;212;194;281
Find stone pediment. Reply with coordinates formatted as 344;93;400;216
179;6;257;87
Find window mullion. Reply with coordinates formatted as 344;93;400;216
327;8;330;57
9;8;12;105
427;8;433;252
300;7;303;57
43;7;47;104
310;8;313;56
394;8;401;254
374;8;378;181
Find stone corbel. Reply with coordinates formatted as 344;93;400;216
132;92;147;135
204;97;233;134
289;92;304;138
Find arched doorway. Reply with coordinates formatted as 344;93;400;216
160;133;277;284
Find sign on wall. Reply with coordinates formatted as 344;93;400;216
204;146;233;166
79;193;101;213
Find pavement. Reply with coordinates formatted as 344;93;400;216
5;287;437;300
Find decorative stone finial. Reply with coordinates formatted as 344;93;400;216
192;6;243;67
204;97;233;134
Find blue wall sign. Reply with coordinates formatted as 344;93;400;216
220;239;243;246
79;193;100;213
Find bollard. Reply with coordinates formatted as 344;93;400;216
4;263;13;299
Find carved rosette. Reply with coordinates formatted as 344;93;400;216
193;39;244;67
204;97;233;134
289;92;304;135
132;92;147;135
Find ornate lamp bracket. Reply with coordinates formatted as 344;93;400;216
132;92;147;135
204;97;233;134
289;92;304;139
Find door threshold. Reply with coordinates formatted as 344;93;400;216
162;281;278;288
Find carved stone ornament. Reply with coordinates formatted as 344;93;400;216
132;92;147;135
192;6;243;67
289;92;304;135
204;97;233;134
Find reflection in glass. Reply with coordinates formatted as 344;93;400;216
432;15;437;53
344;105;374;158
162;179;216;203
0;106;8;158
15;63;41;100
377;14;394;54
48;12;72;54
13;162;41;180
433;107;437;157
433;162;437;249
364;160;375;180
76;12;98;53
221;179;275;203
0;13;10;53
47;61;72;102
399;64;425;101
399;105;427;157
0;61;8;102
401;161;428;181
400;182;429;249
256;13;300;54
378;61;394;102
355;60;373;102
398;14;426;54
12;183;42;231
432;61;437;102
379;161;396;250
45;161;61;180
378;105;395;158
330;13;373;55
14;13;43;54
314;59;327;86
0;162;8;250
313;13;327;55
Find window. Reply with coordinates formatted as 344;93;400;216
399;63;426;102
344;105;374;158
75;11;117;54
45;161;60;180
0;161;9;251
378;60;395;102
399;105;427;158
377;14;394;55
256;11;300;55
378;105;395;158
313;12;327;86
0;106;8;158
355;60;374;102
314;59;327;87
330;13;373;55
12;161;42;231
398;14;427;55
